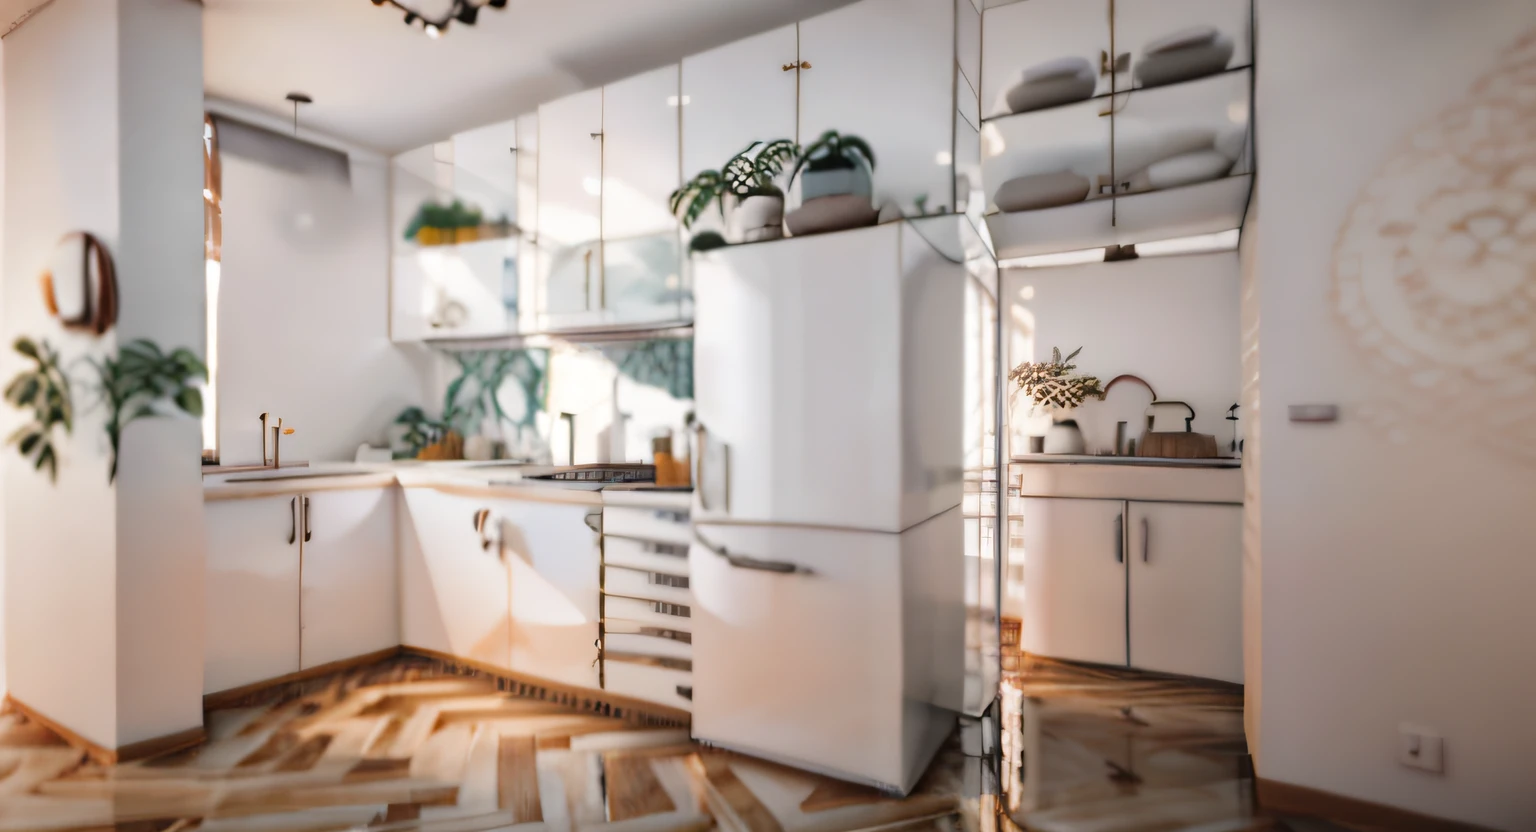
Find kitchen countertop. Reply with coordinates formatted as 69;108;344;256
203;460;693;502
1012;454;1242;469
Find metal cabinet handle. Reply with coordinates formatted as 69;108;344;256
799;60;811;70
584;510;603;534
583;249;593;311
676;685;693;701
695;529;808;575
302;497;312;543
782;63;796;72
289;497;297;545
694;423;709;512
1142;517;1150;563
1113;513;1123;563
473;508;493;551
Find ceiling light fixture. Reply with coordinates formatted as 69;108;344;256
285;92;313;136
371;0;506;38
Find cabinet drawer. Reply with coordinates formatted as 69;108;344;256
603;506;690;546
604;594;692;631
603;563;691;606
604;534;689;574
604;629;693;661
605;659;693;712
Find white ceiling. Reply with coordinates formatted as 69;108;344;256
204;0;857;155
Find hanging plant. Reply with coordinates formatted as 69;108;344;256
85;339;206;484
4;337;73;482
1009;346;1105;411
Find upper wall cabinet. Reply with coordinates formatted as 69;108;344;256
601;65;687;327
979;0;1253;259
798;0;955;215
391;121;527;342
538;88;606;324
680;25;800;240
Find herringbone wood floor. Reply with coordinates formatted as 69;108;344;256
0;656;969;832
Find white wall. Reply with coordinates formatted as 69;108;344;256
216;150;433;465
1005;252;1241;454
1254;3;1536;828
0;35;7;700
2;0;205;749
2;0;123;748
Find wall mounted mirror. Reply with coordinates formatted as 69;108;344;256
40;231;118;335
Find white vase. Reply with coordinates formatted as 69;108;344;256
1043;419;1086;455
727;194;785;243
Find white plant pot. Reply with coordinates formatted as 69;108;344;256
1043;419;1086;455
727;194;785;243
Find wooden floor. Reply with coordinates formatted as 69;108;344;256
0;655;971;832
0;649;1364;832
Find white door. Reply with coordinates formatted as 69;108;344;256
797;0;954;215
692;225;903;532
398;488;511;668
1018;497;1127;667
537;88;605;323
205;496;301;693
689;522;907;789
602;64;684;325
300;488;399;670
492;497;602;689
680;23;799;240
1128;502;1242;683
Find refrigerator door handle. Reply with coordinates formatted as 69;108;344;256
694;529;810;576
694;423;709;512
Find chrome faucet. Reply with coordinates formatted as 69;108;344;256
259;412;295;468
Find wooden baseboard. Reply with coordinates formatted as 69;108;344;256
203;646;405;711
401;645;691;729
3;694;206;766
1256;778;1500;832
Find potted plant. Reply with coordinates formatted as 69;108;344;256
1009;346;1104;454
671;139;798;245
785;130;880;236
790;129;876;201
449;200;483;244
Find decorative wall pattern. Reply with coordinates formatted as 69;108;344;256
1332;30;1536;462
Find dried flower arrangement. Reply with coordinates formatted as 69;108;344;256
1009;346;1105;411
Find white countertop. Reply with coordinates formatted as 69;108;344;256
203;460;693;504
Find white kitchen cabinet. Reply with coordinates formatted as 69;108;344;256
797;0;955;215
490;496;602;690
602;64;686;326
1018;497;1127;667
299;488;398;670
399;487;511;668
205;495;301;694
692;222;963;534
537;88;605;324
980;0;1112;120
1127;502;1242;683
680;24;799;241
689;509;962;794
601;490;693;711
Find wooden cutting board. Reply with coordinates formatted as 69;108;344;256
1139;431;1218;459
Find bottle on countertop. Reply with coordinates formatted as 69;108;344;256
652;435;676;487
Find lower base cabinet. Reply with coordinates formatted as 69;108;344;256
205;487;397;695
1018;495;1243;684
689;508;963;794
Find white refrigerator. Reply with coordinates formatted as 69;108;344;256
689;221;969;793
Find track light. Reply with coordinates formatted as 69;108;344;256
374;0;504;37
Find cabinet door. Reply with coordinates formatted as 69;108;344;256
491;497;601;689
300;488;399;670
537;88;605;321
602;64;685;325
680;24;798;240
1018;497;1126;667
798;0;954;215
1128;502;1242;682
205;496;301;693
398;488;510;667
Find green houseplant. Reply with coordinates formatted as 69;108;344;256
4;337;73;482
672;139;798;245
86;339;206;483
790;130;876;201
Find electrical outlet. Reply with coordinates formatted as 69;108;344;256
1398;724;1444;774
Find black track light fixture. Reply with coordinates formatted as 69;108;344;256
371;0;504;37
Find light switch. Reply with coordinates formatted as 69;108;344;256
1398;724;1444;774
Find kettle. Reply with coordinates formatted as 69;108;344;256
1140;400;1217;459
